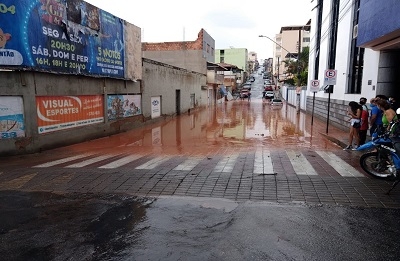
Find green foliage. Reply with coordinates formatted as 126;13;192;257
282;47;309;86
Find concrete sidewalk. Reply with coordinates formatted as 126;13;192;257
305;112;352;149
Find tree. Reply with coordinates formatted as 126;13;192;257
282;47;309;86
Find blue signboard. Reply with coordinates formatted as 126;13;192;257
0;0;125;78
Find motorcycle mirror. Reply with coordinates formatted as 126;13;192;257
397;108;400;114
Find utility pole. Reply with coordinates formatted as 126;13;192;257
296;28;302;114
277;56;280;89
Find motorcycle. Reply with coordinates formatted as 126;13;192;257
357;109;400;194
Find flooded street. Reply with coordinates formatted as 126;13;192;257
18;95;339;164
2;76;400;260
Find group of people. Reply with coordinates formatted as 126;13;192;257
344;95;399;150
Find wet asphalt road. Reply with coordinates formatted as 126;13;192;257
1;191;400;261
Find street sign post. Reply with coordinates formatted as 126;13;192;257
310;79;320;126
324;69;337;85
310;80;320;92
323;69;337;134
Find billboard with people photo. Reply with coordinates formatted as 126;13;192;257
0;0;125;78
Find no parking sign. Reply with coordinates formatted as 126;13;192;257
310;80;320;92
324;69;337;85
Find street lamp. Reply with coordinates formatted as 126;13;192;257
258;35;296;59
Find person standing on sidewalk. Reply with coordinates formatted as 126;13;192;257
359;97;369;145
376;99;398;132
344;101;362;150
369;98;383;136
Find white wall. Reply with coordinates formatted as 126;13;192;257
307;0;380;103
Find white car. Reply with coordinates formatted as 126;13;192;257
270;99;283;106
264;91;274;99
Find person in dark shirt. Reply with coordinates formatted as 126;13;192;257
369;98;383;136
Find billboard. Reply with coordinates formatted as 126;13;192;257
0;0;125;78
36;95;104;133
107;94;141;121
0;96;25;139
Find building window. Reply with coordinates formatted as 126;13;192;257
211;48;214;56
303;37;310;42
207;44;210;53
220;57;224;63
347;0;364;94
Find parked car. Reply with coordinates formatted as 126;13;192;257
264;85;274;91
264;91;275;99
242;83;252;89
270;98;283;106
240;89;251;100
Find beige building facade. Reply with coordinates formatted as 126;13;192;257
272;23;311;84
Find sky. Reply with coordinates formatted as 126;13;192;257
85;0;313;60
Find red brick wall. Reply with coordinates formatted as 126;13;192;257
142;29;204;51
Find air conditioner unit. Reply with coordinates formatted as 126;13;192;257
353;24;358;39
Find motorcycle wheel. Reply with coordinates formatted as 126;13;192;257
359;152;394;179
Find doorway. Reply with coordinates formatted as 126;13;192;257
176;89;181;115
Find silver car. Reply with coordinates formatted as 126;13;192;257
270;99;283;106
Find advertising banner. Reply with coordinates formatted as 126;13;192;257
0;0;125;78
107;94;141;121
0;96;25;139
36;95;104;133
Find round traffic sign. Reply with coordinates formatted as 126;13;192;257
325;70;336;78
311;80;319;87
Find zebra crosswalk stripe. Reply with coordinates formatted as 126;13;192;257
33;154;94;168
316;151;364;177
135;156;172;169
28;150;367;178
65;154;117;168
286;150;318;175
214;154;239;172
99;154;144;169
174;157;203;171
254;149;274;174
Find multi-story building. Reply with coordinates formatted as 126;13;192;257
215;48;249;84
307;0;400;131
248;51;258;74
271;22;311;84
263;58;273;78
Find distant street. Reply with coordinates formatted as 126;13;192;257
1;71;400;260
